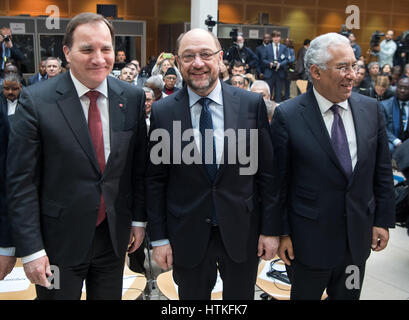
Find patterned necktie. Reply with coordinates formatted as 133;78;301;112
86;90;106;226
330;105;352;176
199;97;217;181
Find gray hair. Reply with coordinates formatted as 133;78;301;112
145;75;164;90
304;32;351;81
367;61;379;71
251;80;271;96
3;72;22;84
46;56;62;67
142;87;154;96
264;98;276;119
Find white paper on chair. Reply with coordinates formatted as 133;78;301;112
258;261;290;286
0;267;31;292
173;272;223;298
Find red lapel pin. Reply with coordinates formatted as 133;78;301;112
119;103;123;108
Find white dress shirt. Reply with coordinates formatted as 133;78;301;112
313;87;358;170
7;99;17;116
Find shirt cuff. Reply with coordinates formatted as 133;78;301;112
132;221;147;228
150;239;170;247
0;247;15;256
393;138;402;146
21;250;47;264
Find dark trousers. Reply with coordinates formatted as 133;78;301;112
36;220;125;300
266;73;283;102
172;227;259;300
285;249;366;300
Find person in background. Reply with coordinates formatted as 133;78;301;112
162;67;179;95
119;65;135;84
379;30;397;68
28;59;48;85
45;56;62;78
367;75;394;101
230;74;245;89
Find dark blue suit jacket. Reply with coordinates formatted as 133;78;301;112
271;90;395;268
255;44;269;76
27;73;48;86
261;43;289;79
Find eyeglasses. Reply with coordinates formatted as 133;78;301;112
231;81;244;85
329;63;359;75
179;50;221;63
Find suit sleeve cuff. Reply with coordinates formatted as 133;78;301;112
393;138;402;146
132;221;147;228
150;239;170;247
0;247;15;256
21;250;47;264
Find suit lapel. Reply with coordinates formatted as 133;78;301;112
215;83;240;182
56;73;100;174
300;90;348;179
103;77;128;177
348;93;365;183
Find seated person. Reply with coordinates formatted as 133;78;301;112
230;74;245;89
162;68;179;95
367;75;394;101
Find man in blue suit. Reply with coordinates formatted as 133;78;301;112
261;30;288;102
27;59;48;85
255;33;271;80
381;77;409;152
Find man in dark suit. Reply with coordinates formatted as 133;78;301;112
6;12;147;300
261;30;289;102
255;33;271;80
271;33;395;300
146;28;281;299
27;59;48;85
0;73;22;280
381;77;409;152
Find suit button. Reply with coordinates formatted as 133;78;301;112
205;218;211;224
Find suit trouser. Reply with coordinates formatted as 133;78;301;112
285;248;366;300
266;73;283;102
172;226;259;300
35;219;125;300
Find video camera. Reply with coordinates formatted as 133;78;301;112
205;15;217;32
370;31;385;53
230;28;239;43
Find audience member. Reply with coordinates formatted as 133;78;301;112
162;67;179;95
381;77;409;151
367;75;394;101
119;65;135;83
295;39;311;80
151;53;183;88
230;74;245;89
353;65;370;96
28;59;48;85
255;33;272;79
224;34;258;73
348;33;361;60
379;30;397;68
250;80;271;100
145;75;167;101
45;56;62;78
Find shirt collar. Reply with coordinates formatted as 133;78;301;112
188;78;223;108
69;70;108;99
313;86;349;114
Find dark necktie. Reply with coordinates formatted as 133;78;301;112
199;97;217;181
86;90;106;226
330;105;352;176
199;97;218;225
275;44;279;60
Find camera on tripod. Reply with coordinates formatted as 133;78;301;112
204;15;217;32
370;30;385;53
229;28;239;43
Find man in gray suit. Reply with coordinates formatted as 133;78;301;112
271;33;395;300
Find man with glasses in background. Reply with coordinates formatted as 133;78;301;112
146;28;280;300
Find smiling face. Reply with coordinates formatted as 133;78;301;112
46;59;61;78
312;44;357;103
63;21;114;89
177;29;222;96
